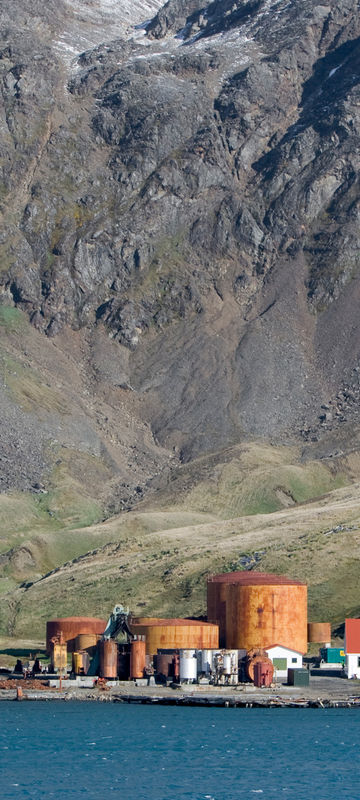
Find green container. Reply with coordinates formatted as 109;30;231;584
287;668;310;686
320;647;345;664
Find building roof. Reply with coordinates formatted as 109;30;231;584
345;618;360;653
207;571;306;586
266;644;305;656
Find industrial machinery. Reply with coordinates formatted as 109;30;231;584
87;605;142;679
212;650;239;685
246;648;274;682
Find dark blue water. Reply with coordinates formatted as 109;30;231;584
1;703;360;800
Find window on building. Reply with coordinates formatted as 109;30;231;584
291;657;297;663
357;657;360;668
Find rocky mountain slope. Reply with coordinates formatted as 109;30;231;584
1;0;360;634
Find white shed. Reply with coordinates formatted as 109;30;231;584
266;644;304;679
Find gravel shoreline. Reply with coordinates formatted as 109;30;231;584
2;676;360;708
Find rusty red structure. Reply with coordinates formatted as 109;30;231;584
253;660;274;688
99;639;118;679
155;651;180;681
130;637;146;679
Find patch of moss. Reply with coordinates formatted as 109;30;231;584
0;305;26;333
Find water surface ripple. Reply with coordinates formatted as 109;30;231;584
1;703;359;799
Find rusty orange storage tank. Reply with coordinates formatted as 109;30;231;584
130;618;219;656
99;639;118;678
208;571;307;654
46;617;106;653
307;622;331;644
130;637;146;679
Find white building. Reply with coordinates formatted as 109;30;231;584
266;644;303;679
345;618;360;679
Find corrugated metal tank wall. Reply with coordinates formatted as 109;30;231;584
130;618;219;656
99;639;118;678
207;580;228;647
130;638;146;679
207;572;307;654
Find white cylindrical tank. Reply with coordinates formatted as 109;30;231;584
201;649;214;674
223;653;232;674
180;649;197;682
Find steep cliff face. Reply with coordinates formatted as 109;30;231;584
1;0;360;487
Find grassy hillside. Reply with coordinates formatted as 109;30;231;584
1;440;360;643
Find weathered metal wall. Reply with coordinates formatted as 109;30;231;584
130;618;219;656
207;580;229;647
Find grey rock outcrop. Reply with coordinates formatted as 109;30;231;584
1;0;360;474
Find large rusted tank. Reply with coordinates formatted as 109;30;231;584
130;637;146;679
307;622;331;644
130;618;219;656
46;617;106;653
207;572;307;654
99;639;118;678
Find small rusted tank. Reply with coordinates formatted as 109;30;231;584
155;651;180;680
75;633;99;656
246;648;272;682
307;622;331;644
253;660;274;688
99;639;118;679
72;651;90;675
130;636;146;679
